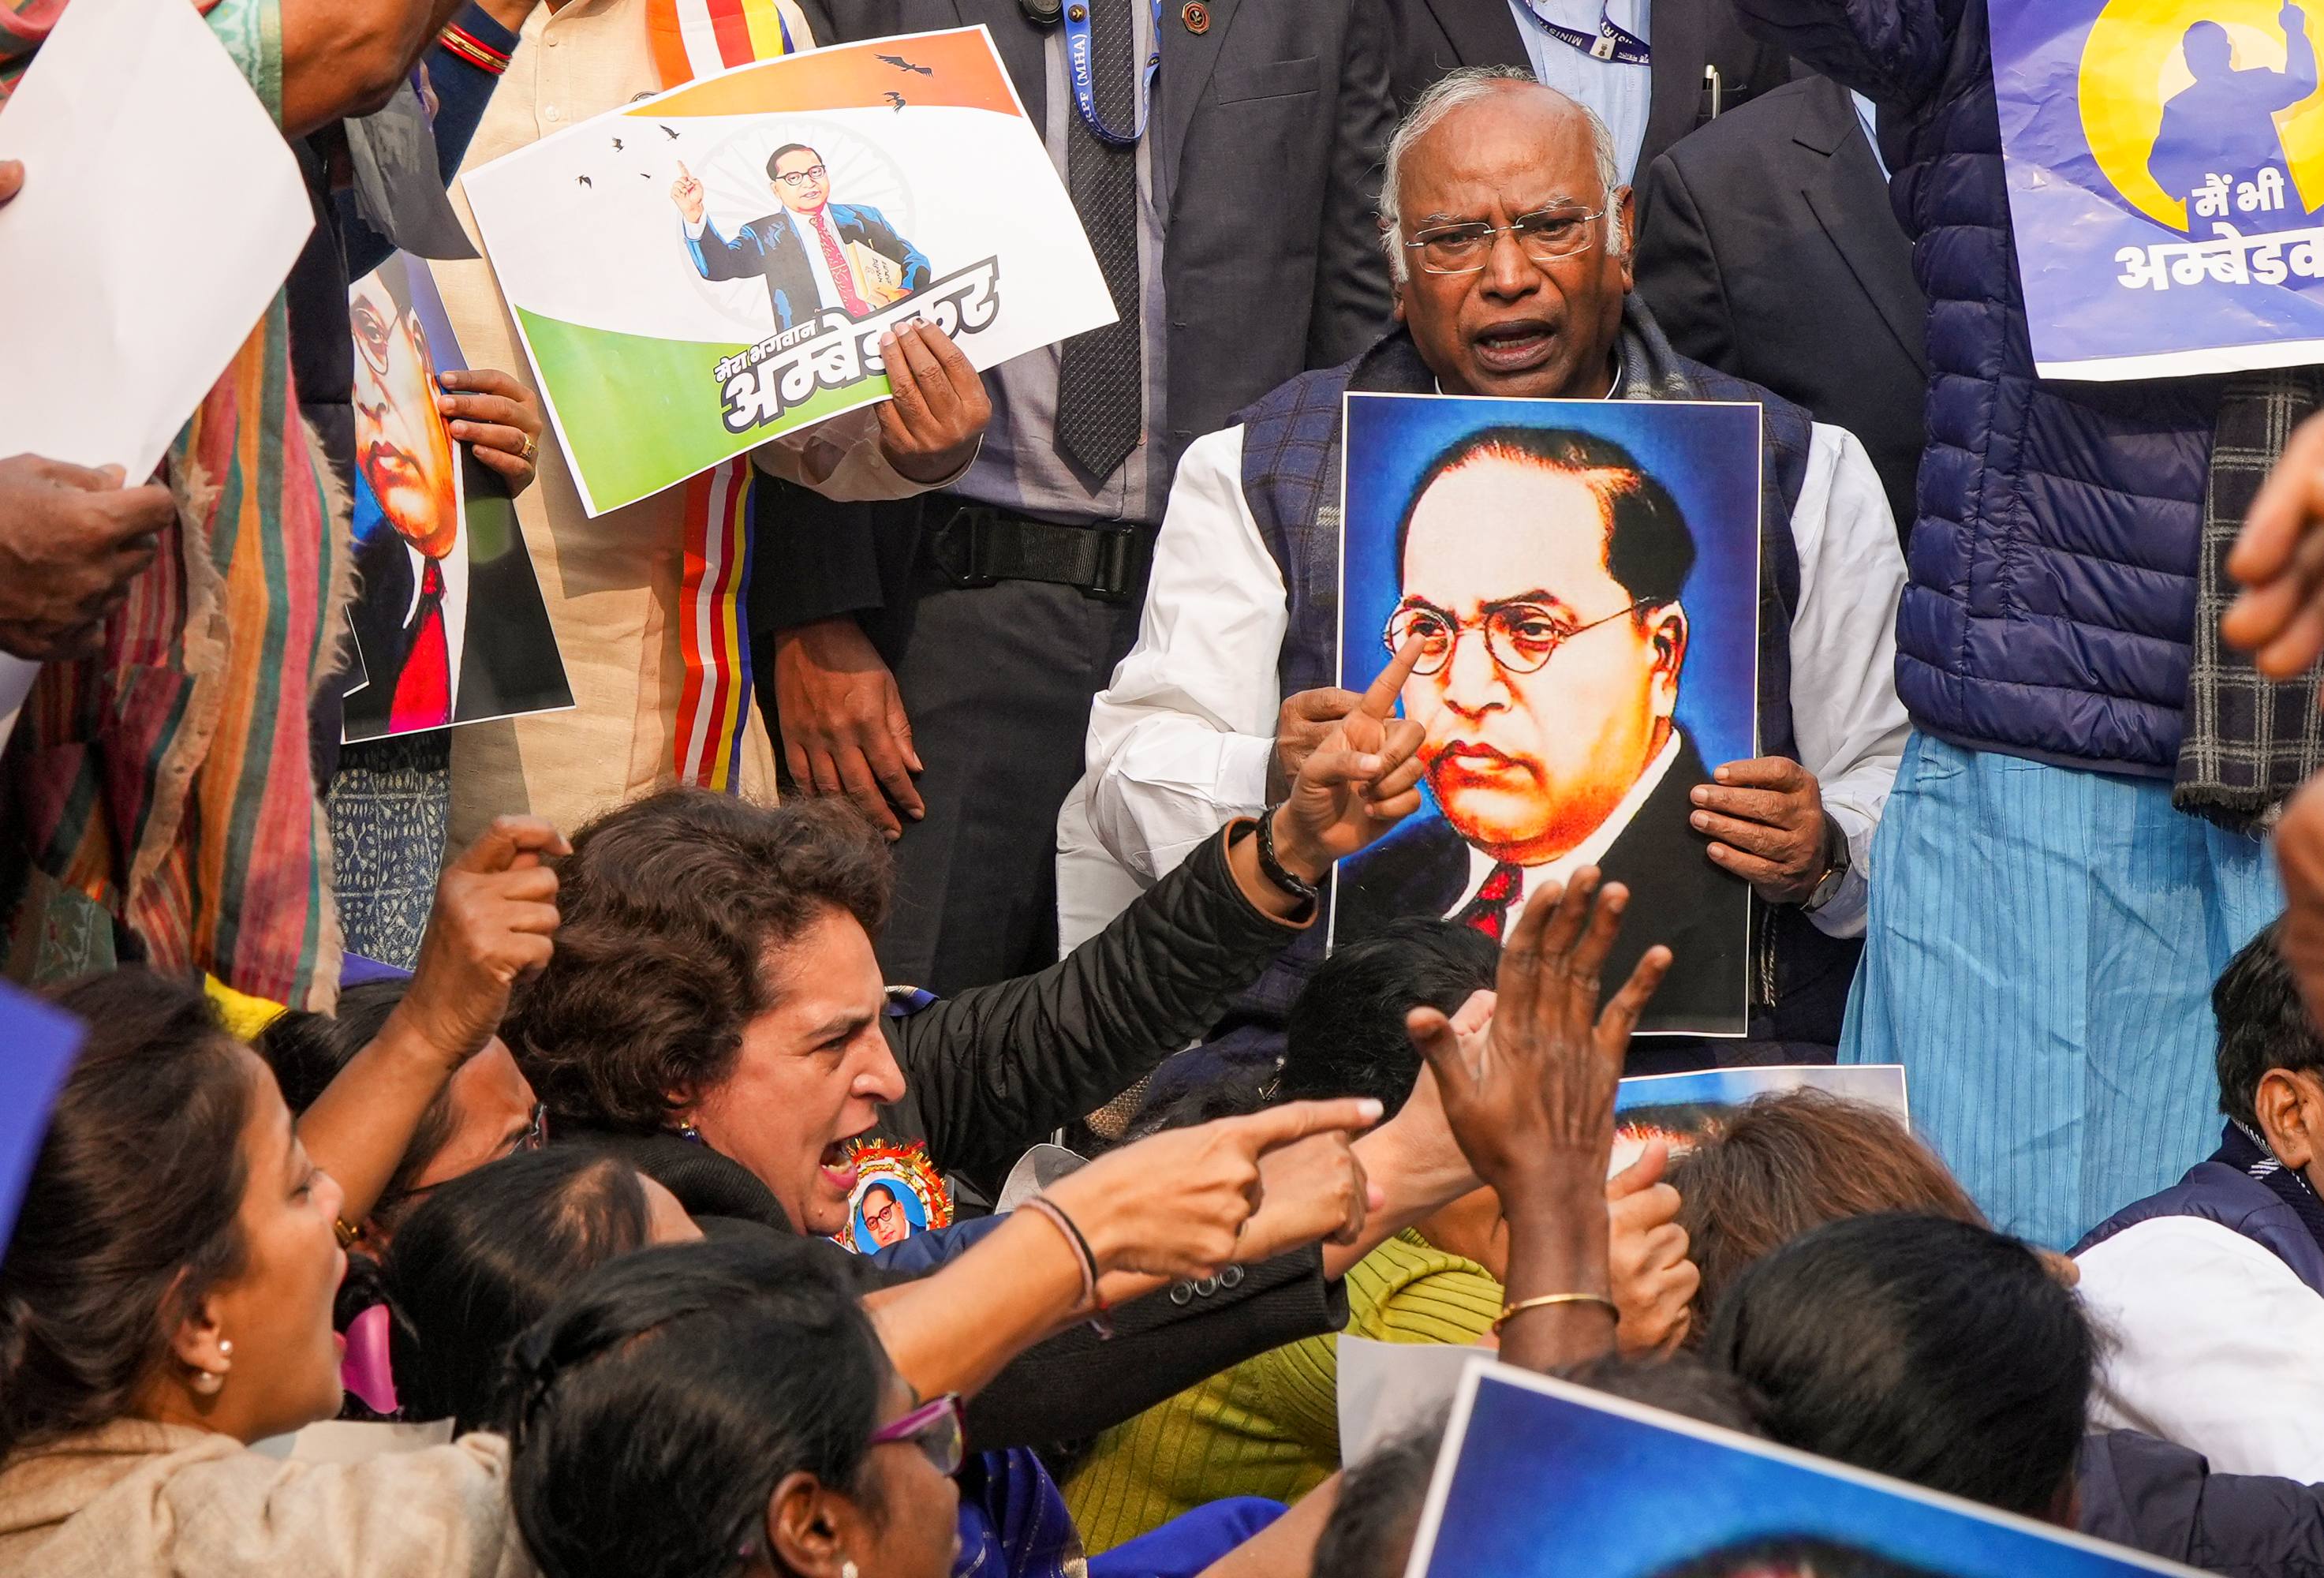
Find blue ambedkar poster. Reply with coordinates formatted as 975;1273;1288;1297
1992;0;2324;379
1332;392;1759;1039
1407;1367;2203;1578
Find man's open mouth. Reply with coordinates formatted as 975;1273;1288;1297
1470;319;1558;374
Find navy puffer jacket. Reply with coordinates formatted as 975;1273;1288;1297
1734;0;2219;774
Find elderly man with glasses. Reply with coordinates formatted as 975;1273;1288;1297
1062;65;1910;1068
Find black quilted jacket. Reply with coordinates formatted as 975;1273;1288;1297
868;822;1310;1182
560;825;1345;1447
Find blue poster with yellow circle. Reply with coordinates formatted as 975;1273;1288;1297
1993;0;2324;378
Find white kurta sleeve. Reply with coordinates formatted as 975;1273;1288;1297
1082;425;1288;884
1785;424;1911;939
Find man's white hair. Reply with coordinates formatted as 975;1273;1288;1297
1378;65;1627;282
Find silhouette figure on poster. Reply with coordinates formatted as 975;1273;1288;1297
2149;6;2317;219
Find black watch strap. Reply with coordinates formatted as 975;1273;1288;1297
1252;807;1321;912
1802;814;1851;913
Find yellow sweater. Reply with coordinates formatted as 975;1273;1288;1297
1061;1230;1503;1553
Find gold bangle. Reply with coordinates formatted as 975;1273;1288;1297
1492;1292;1619;1333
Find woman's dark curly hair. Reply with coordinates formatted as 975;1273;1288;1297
0;970;254;1460
506;788;891;1133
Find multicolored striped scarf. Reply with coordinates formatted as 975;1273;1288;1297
647;0;796;790
1;0;346;1009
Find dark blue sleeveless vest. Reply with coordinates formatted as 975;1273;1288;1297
2074;1151;2324;1299
1218;308;1859;1053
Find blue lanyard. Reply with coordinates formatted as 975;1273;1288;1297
1063;0;1164;148
1515;1;1650;65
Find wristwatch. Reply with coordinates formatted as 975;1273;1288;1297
1802;816;1851;914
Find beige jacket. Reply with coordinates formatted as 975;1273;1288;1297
0;1421;529;1578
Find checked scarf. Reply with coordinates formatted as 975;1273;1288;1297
2176;368;2324;832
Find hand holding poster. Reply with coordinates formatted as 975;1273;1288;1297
461;27;1117;515
1332;393;1762;1038
1409;1367;2203;1578
1992;0;2324;379
342;254;573;743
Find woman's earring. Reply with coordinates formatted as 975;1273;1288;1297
841;1562;859;1578
192;1337;234;1395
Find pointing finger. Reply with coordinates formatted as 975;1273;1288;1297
1230;1097;1388;1155
1359;635;1425;722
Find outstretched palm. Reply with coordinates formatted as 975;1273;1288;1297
1407;869;1672;1191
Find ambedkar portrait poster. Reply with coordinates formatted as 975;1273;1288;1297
1332;393;1760;1039
1407;1367;2203;1578
460;27;1117;514
1990;0;2324;379
342;253;573;743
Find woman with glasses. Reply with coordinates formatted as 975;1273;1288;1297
510;1237;966;1578
263;978;549;1257
401;1108;1381;1578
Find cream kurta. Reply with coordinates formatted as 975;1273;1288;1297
432;0;930;844
0;1420;526;1578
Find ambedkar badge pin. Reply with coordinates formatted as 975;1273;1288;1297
834;1139;952;1254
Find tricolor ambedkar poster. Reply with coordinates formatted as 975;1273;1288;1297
461;28;1116;514
1991;0;2324;379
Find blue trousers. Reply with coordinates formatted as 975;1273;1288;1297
1840;734;2283;1249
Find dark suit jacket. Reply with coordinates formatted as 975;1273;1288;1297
1384;0;1795;176
1635;75;1926;536
759;0;1397;631
1336;736;1750;1041
340;486;569;742
686;200;933;331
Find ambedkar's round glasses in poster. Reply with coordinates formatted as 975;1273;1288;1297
1332;392;1762;1038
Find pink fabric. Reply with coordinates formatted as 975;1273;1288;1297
341;1304;398;1416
